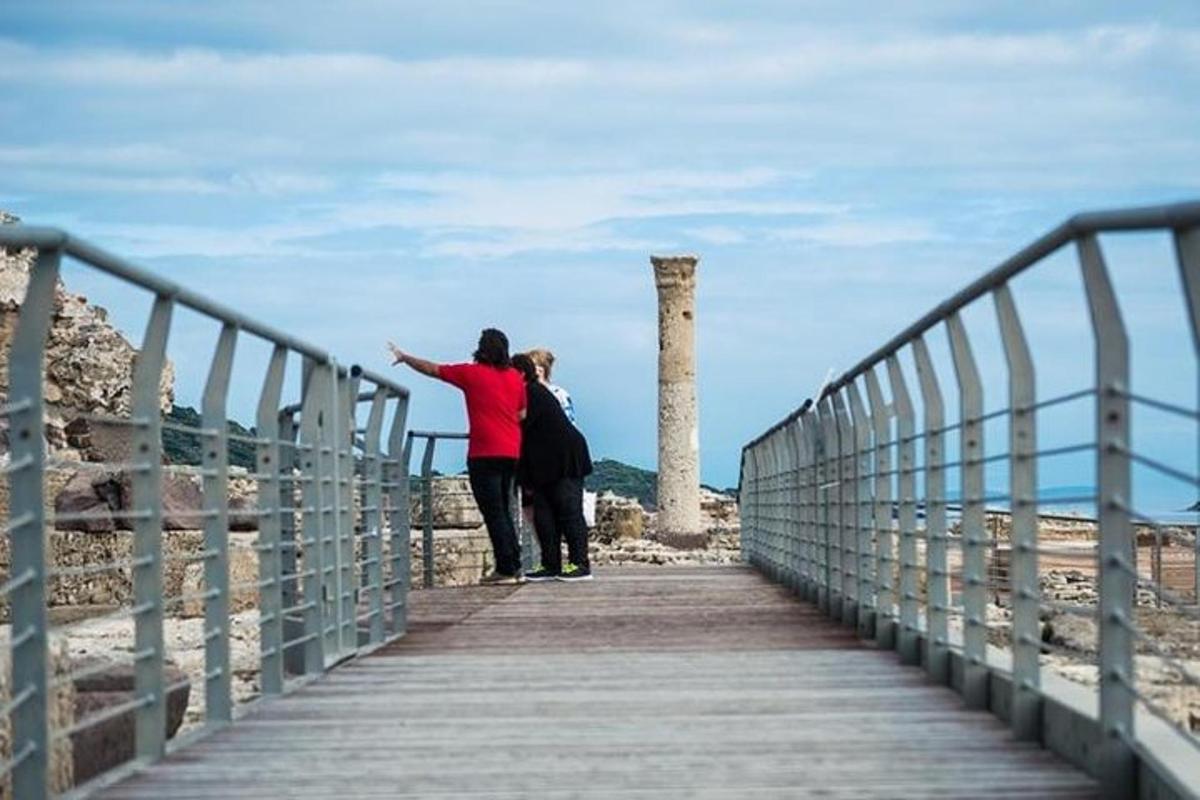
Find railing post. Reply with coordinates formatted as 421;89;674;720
277;407;303;676
887;354;921;664
317;361;341;662
994;285;1042;741
864;367;896;649
912;336;950;684
201;323;237;724
834;391;858;626
1078;233;1136;798
1173;225;1200;604
847;382;876;640
779;430;791;586
336;369;359;653
297;359;328;674
763;438;772;582
256;345;288;694
420;437;437;588
815;400;833;613
799;417;817;602
787;419;803;594
132;295;173;761
946;312;989;710
385;401;411;637
7;246;60;800
742;447;758;567
362;387;388;645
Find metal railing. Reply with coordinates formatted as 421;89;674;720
0;225;414;798
407;430;536;586
740;201;1200;800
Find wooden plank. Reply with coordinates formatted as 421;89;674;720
98;566;1097;799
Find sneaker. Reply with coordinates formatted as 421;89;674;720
557;563;593;582
480;571;522;585
524;566;559;582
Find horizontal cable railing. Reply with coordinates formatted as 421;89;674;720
0;225;418;798
740;201;1200;800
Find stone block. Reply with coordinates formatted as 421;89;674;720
179;541;260;617
0;632;74;796
69;659;189;786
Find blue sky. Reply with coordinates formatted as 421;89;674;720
2;2;1199;506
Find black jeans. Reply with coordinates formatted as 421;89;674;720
467;457;521;576
531;476;589;573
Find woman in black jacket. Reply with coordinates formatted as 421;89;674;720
511;354;594;582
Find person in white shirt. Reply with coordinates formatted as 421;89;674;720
526;348;575;424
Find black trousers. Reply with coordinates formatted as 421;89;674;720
467;457;521;575
531;476;589;573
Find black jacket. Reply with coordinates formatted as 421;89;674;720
518;381;593;488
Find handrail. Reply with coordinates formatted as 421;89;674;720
739;200;1200;800
403;430;534;582
744;199;1200;452
0;223;416;798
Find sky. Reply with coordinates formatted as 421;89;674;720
2;2;1199;508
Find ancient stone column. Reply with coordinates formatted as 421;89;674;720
651;255;703;547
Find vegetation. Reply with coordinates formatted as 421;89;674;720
162;405;258;469
585;458;658;508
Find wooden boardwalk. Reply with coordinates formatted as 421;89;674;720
100;566;1098;799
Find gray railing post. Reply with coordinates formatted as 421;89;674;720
362;388;388;645
277;407;303;676
1078;234;1136;798
778;430;790;585
847;382;876;640
132;295;173;761
297;359;328;674
763;438;772;575
740;448;756;566
994;285;1042;740
420;437;437;588
864;367;895;648
834;391;857;626
912;336;950;684
201;323;237;724
317;362;341;662
815;400;833;613
787;419;803;594
801;418;818;602
337;370;359;653
1173;225;1200;604
385;401;411;637
946;312;989;710
887;354;920;664
7;246;61;800
256;346;288;694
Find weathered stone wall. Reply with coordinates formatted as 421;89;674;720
410;527;495;587
0;210;175;522
0;631;74;797
409;476;484;529
651;255;702;544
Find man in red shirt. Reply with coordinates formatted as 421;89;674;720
389;329;527;582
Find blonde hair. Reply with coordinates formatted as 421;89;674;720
525;348;556;379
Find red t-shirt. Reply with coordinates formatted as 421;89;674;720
437;363;526;459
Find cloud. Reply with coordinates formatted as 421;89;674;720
772;219;941;247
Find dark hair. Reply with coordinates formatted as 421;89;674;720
510;353;537;383
473;328;510;367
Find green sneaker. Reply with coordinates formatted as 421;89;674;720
525;566;559;582
557;563;593;582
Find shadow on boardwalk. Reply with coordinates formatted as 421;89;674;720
101;566;1098;799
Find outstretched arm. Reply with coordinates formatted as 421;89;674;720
388;341;441;379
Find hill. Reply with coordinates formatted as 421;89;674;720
585;458;657;508
163;405;258;470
